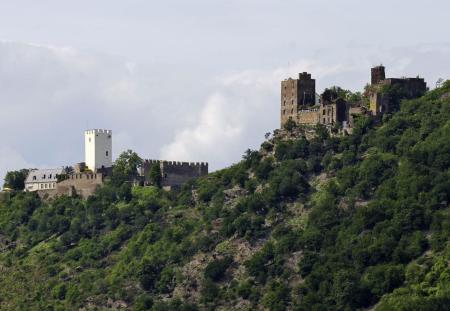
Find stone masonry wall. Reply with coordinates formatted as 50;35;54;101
142;160;208;188
55;173;104;199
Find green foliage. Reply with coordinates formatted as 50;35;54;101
3;169;29;190
283;118;296;131
204;257;233;281
149;163;162;187
0;83;449;310
112;149;143;185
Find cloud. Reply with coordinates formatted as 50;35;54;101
0;40;449;188
160;93;243;165
0;41;202;187
160;43;450;171
0;146;36;187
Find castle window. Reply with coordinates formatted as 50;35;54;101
33;176;36;180
42;174;46;179
106;151;109;157
48;174;52;179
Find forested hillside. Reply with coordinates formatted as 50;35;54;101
0;82;449;311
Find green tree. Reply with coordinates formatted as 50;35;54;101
112;150;143;185
3;169;29;190
149;163;162;187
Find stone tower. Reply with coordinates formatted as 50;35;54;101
281;72;316;126
371;65;386;85
85;129;112;171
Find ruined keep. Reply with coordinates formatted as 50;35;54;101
280;73;347;128
281;72;316;126
369;66;427;115
371;65;386;85
140;160;208;189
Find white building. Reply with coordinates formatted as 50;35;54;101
24;168;65;192
85;129;112;171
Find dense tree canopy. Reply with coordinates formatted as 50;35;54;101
3;169;29;190
0;81;449;310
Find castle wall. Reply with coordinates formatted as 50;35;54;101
384;78;427;98
319;99;347;125
296;109;320;125
55;173;104;199
369;66;427;116
141;160;208;188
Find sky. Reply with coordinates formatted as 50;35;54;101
0;0;449;187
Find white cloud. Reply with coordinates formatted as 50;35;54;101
160;93;243;164
0;147;35;189
160;44;450;171
0;40;449;184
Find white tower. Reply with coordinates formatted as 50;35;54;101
85;129;112;171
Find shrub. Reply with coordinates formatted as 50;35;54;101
204;257;233;281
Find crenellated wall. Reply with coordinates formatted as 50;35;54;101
141;159;208;188
55;173;104;199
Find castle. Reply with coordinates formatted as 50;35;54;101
281;72;347;127
280;66;427;128
368;65;426;115
24;129;208;199
17;64;428;199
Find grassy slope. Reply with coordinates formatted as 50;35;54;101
0;82;449;311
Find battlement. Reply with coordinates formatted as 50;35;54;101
143;159;208;168
85;129;112;135
141;159;208;188
299;72;312;80
65;172;103;181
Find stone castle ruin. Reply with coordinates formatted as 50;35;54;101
280;65;427;129
369;65;426;115
280;72;347;128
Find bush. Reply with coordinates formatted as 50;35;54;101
204;257;233;281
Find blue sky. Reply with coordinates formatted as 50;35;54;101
0;0;449;186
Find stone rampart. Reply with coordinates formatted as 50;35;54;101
55;173;104;199
141;159;208;188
